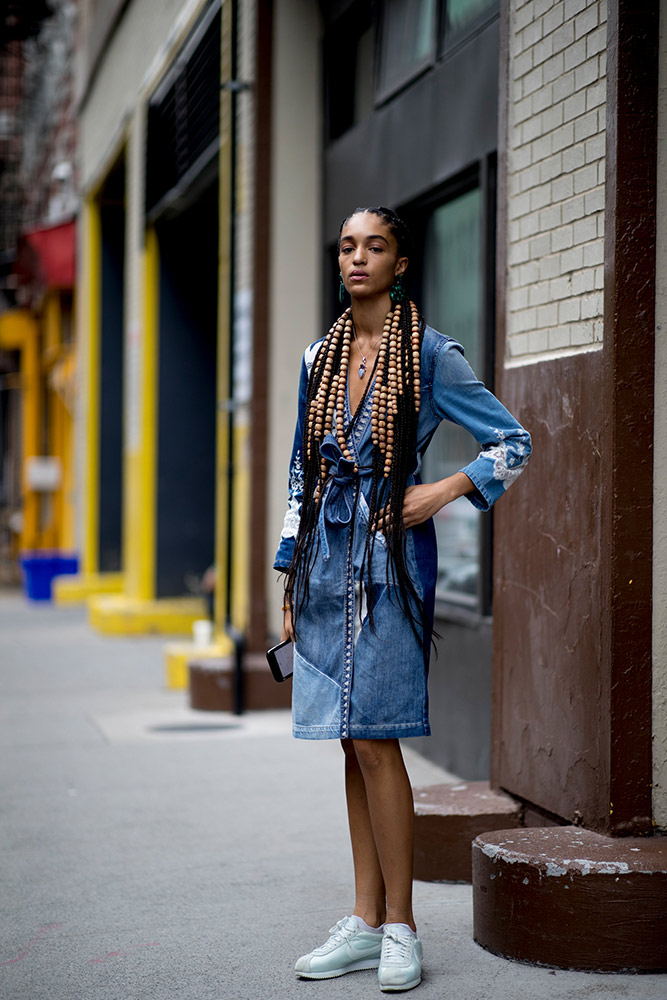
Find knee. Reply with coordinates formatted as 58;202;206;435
351;738;396;773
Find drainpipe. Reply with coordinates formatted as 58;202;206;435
219;0;249;714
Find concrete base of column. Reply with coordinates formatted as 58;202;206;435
89;593;208;635
189;653;292;711
413;781;523;882
472;827;667;972
54;571;124;604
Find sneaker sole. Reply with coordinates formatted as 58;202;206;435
296;958;381;979
379;974;422;992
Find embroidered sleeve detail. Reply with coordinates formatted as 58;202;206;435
280;449;304;539
304;341;321;376
274;349;312;570
485;428;532;491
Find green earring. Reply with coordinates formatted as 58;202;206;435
390;274;406;304
338;272;346;303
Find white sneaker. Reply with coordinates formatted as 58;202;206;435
378;923;423;992
294;915;383;979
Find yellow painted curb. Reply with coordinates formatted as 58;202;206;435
164;639;234;690
88;593;208;636
53;572;125;605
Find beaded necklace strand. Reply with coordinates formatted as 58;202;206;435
305;301;421;486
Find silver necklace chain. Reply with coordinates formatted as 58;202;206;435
352;329;382;378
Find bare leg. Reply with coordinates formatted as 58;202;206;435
342;738;416;931
342;739;386;927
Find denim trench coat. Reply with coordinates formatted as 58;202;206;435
274;325;531;741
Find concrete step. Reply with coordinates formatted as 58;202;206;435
413;780;523;882
189;652;292;712
472;826;667;972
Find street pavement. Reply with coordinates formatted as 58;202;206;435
0;591;665;1000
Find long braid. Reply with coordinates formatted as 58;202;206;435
360;300;428;645
285;310;350;623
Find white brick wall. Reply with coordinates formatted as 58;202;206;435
506;0;607;363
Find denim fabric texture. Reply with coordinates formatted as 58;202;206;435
274;326;531;740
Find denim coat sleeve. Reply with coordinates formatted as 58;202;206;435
273;341;321;571
420;330;532;511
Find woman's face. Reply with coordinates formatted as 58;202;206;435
338;212;408;301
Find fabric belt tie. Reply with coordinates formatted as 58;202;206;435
318;433;372;560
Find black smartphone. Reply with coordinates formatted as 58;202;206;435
266;639;294;682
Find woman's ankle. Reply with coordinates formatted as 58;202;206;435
353;907;386;929
385;907;416;932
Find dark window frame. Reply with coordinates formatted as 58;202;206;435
322;0;373;143
402;153;497;623
322;0;500;146
374;0;439;105
442;0;500;57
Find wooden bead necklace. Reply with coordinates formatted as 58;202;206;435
306;301;422;489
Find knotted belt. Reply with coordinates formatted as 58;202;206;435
318;433;372;560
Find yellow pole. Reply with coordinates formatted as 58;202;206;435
136;227;160;602
0;312;41;550
231;419;250;631
82;196;101;575
60;356;76;552
44;291;61;549
20;318;41;550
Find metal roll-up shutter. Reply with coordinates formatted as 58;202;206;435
145;0;221;220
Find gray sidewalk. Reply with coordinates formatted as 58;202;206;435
0;592;663;1000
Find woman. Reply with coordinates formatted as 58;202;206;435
274;207;531;992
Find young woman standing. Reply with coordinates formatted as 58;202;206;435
274;207;531;992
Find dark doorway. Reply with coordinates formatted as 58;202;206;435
98;156;126;573
154;180;218;598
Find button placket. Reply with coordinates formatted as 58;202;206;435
340;509;356;739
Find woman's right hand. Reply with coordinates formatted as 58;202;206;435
281;606;294;643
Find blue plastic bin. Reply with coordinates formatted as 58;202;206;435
20;551;79;601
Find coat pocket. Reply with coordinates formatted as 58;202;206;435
292;646;341;730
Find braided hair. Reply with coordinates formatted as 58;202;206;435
284;207;431;650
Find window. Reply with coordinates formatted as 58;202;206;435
420;186;485;606
323;0;498;143
377;0;437;99
443;0;498;51
324;3;374;142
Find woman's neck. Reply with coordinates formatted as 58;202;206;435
350;294;392;345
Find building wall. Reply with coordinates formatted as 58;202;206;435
266;0;322;637
495;0;611;826
506;0;606;363
20;0;78;228
653;0;667;832
76;0;211;588
0;39;24;262
78;0;205;190
78;0;211;454
495;0;657;835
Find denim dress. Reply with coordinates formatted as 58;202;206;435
274;325;531;741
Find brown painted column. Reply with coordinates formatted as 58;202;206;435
601;0;657;836
491;0;657;836
247;0;273;653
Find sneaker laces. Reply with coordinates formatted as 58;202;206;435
381;927;412;965
313;917;356;954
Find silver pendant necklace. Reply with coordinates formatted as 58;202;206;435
352;328;381;378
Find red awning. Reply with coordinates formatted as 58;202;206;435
18;219;76;289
